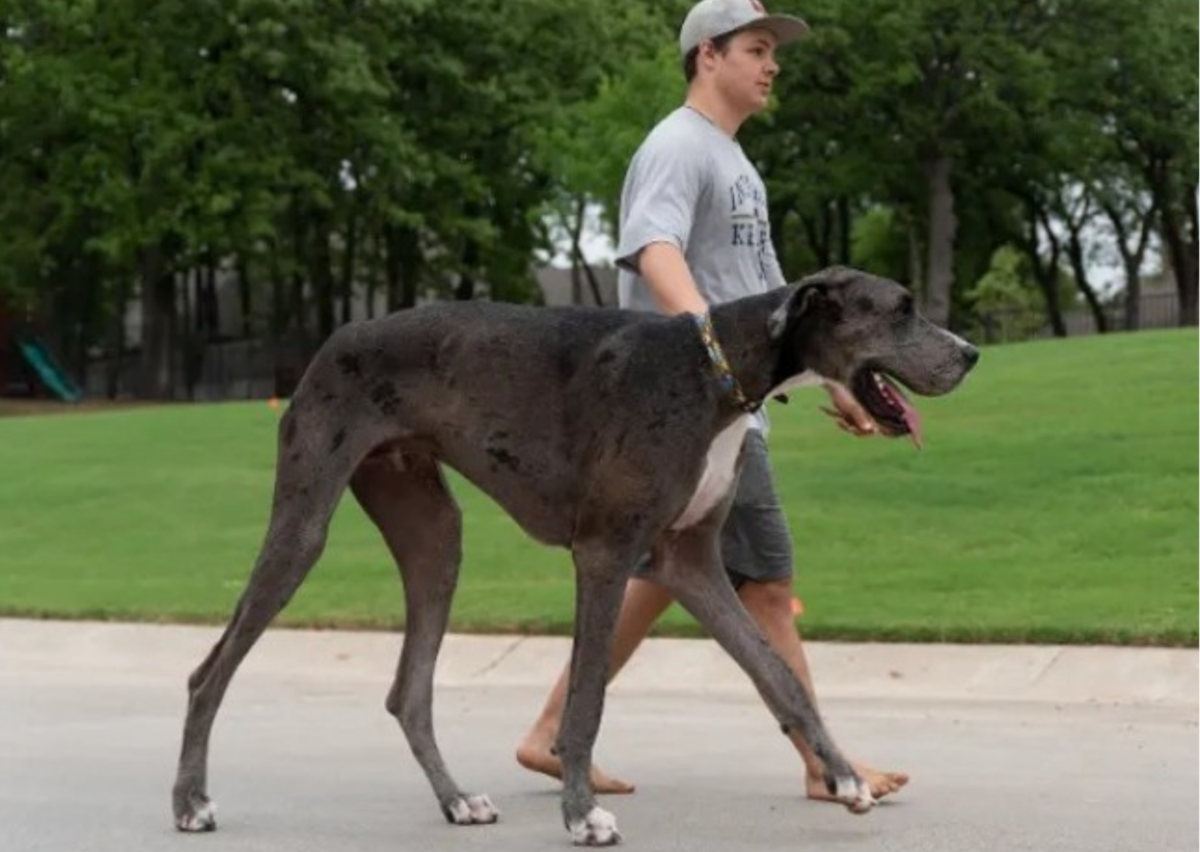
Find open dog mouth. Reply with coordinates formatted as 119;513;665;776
852;369;923;448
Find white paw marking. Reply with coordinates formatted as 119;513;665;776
568;805;621;846
175;799;217;832
447;793;499;825
835;776;876;814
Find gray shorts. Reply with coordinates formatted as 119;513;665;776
634;429;794;587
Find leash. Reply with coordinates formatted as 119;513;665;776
692;313;760;413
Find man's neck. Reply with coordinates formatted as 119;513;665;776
683;88;750;138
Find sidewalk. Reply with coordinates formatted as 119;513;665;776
2;617;1195;706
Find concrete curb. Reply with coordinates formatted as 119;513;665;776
2;618;1195;706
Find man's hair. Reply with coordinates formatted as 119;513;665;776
682;30;736;83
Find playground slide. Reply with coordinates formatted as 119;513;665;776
16;338;84;403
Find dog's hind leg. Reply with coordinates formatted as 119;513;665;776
172;404;365;832
652;526;875;815
349;451;498;826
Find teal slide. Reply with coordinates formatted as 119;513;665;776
16;337;83;403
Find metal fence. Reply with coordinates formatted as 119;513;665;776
83;338;307;401
969;290;1181;346
81;290;1186;402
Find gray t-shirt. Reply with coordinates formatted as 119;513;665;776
615;106;786;430
615;106;787;313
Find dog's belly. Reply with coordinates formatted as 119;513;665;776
669;415;752;531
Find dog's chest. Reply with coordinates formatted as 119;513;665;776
669;416;752;531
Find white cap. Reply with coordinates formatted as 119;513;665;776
679;0;809;56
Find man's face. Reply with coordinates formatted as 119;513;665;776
711;28;780;114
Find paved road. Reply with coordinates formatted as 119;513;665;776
1;622;1196;852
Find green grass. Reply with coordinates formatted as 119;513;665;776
0;329;1196;645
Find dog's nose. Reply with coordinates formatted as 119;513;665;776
963;344;980;367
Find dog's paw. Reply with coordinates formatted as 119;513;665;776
444;793;500;825
568;806;622;846
833;775;876;814
175;794;217;832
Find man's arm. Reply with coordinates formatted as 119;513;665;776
635;242;708;316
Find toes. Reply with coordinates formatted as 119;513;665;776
568;805;622;846
834;776;876;815
868;771;909;799
444;793;500;825
175;796;217;832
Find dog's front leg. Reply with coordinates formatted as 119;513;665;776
556;537;636;846
655;527;875;815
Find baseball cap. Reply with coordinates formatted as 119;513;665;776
679;0;809;56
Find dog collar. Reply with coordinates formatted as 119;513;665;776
692;313;760;413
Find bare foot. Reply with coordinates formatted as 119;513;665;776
516;731;636;795
806;762;908;803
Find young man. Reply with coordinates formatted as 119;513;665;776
516;0;909;802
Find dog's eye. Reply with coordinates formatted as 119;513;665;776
899;295;914;315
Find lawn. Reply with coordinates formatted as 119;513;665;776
0;328;1195;645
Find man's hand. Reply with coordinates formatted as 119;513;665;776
820;380;878;437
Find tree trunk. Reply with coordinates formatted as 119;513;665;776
73;254;100;383
567;199;585;305
836;195;851;265
136;246;176;399
290;209;311;358
201;260;219;337
906;215;924;297
182;269;197;400
1028;203;1067;337
266;240;290;398
105;274;129;399
1101;200;1154;331
364;230;380;320
455;240;479;301
1121;251;1142;332
384;224;422;310
1065;225;1107;333
1160;182;1199;326
572;241;605;306
340;200;359;324
924;153;957;327
309;210;336;341
384;223;402;310
799;206;832;269
768;200;791;275
455;272;475;301
238;257;252;338
267;240;286;345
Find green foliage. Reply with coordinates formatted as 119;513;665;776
963;246;1048;341
850;207;908;281
533;42;682;246
0;0;1194;393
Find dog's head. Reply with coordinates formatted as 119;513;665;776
769;266;979;443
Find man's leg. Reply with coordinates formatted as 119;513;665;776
737;577;909;801
516;577;674;794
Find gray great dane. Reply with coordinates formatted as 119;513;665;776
172;265;978;845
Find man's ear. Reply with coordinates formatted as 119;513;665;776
768;282;825;340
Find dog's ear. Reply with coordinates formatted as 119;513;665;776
768;282;827;340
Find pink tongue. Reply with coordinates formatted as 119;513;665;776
878;374;923;449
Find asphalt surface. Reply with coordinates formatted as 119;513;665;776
1;620;1196;852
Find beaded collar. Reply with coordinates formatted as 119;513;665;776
692;313;760;413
